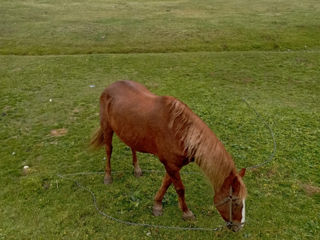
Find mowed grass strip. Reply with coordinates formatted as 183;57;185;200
0;0;320;55
0;51;319;239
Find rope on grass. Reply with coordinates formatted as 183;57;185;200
57;98;276;231
57;171;224;232
242;98;277;170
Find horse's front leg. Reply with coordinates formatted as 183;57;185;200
153;173;172;216
167;168;195;221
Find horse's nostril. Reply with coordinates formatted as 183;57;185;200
233;224;243;232
226;223;242;232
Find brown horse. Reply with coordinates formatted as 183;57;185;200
91;80;247;231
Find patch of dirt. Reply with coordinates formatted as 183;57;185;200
241;77;254;84
301;183;320;196
50;128;68;137
72;108;80;114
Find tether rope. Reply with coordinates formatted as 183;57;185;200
242;98;277;170
57;98;277;232
57;171;224;232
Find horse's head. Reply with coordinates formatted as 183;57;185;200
214;168;247;232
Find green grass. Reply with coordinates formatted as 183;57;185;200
1;0;320;55
1;0;320;239
1;51;319;239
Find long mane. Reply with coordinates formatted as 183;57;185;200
167;98;237;192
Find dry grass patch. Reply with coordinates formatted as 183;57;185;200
301;183;320;196
50;128;68;137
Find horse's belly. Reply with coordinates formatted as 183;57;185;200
109;106;161;155
114;126;159;154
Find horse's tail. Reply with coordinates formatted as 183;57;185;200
90;128;105;149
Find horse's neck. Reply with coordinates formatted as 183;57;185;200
168;99;236;191
194;129;236;192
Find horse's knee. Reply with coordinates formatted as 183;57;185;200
176;187;185;197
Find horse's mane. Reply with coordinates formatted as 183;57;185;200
167;97;245;196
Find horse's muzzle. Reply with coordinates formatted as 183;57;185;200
227;222;244;232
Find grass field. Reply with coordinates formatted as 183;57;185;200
1;0;320;239
1;0;320;55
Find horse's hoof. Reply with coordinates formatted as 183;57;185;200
183;210;195;221
134;168;142;178
104;176;113;185
153;204;163;216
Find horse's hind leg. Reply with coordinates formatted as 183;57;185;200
131;149;142;177
103;128;114;184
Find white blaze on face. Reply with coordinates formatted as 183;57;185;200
241;199;246;223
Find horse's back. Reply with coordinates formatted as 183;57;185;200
102;81;160;121
105;80;155;100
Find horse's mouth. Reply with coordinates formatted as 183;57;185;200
227;222;244;232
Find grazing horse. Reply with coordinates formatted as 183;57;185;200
91;80;247;231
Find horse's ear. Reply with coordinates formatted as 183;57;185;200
239;168;246;178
